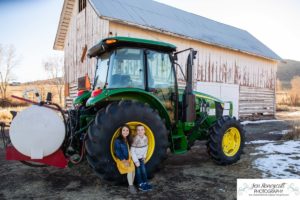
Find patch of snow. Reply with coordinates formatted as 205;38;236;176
268;129;293;135
255;140;300;154
250;152;260;156
252;140;300;178
218;188;225;192
246;140;274;144
241;119;284;125
287;111;300;117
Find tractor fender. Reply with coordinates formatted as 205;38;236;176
86;88;171;128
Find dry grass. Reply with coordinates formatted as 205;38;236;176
0;106;27;123
276;104;290;112
282;121;300;140
6;84;64;106
276;76;300;107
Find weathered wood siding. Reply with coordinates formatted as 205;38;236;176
109;22;277;118
64;1;109;105
109;22;277;87
239;86;275;119
64;1;109;85
65;82;78;108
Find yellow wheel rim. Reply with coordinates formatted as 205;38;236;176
110;121;155;163
222;127;241;157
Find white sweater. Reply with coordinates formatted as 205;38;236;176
130;135;148;164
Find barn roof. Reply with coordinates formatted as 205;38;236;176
54;0;281;61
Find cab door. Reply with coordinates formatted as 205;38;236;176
146;50;177;123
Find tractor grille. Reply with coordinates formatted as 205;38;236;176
215;102;223;118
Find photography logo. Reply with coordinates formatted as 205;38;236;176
237;179;300;200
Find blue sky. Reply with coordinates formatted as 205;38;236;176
0;0;63;82
0;0;300;82
156;0;300;61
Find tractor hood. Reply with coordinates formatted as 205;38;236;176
193;91;223;103
178;88;223;103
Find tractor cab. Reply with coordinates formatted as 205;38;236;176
88;37;178;122
92;41;175;90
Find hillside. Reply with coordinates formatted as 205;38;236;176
277;59;300;89
23;77;63;85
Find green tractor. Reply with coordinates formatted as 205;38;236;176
75;37;245;181
6;36;245;182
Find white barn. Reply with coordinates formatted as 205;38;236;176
54;0;281;120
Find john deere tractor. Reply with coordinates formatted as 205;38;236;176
6;37;245;182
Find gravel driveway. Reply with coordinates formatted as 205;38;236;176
0;119;297;200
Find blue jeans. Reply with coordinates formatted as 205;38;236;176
135;159;148;185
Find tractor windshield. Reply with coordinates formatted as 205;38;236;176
107;48;145;89
94;47;175;92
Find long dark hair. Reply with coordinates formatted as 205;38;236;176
116;124;132;143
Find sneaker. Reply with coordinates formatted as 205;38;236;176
144;182;152;190
128;185;137;194
138;183;148;192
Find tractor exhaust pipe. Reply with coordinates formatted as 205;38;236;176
183;49;197;122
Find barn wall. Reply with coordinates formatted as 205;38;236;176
109;22;277;88
109;22;277;118
62;3;278;118
64;0;109;106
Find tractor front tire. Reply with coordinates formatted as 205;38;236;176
207;116;245;165
85;101;169;182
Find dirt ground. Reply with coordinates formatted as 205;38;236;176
0;116;298;200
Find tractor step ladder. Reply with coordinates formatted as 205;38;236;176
171;127;188;154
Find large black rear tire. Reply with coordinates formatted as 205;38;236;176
207;116;245;165
85;100;169;182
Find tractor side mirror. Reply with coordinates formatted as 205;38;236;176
192;50;197;59
187;50;198;66
173;54;178;61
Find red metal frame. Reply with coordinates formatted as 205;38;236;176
11;95;61;111
6;146;68;168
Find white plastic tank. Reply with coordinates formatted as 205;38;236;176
10;105;65;159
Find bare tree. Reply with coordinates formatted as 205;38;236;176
43;55;64;105
0;45;19;99
289;76;300;106
276;79;282;92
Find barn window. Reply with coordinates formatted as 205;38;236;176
79;0;86;12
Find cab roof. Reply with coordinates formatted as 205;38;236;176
88;37;177;58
